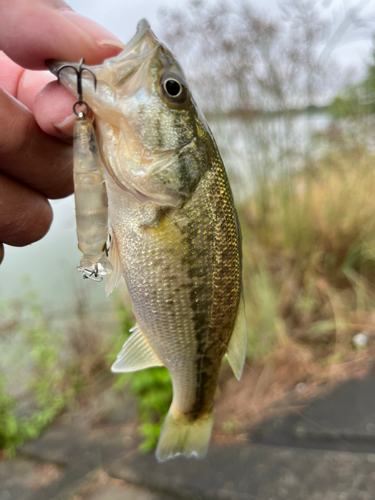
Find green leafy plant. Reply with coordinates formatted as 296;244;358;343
0;373;19;453
0;290;80;455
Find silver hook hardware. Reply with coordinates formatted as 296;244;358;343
77;266;103;282
56;58;97;119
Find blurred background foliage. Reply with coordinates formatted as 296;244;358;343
0;287;80;455
1;0;375;454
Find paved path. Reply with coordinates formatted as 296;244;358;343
2;373;375;499
110;444;375;500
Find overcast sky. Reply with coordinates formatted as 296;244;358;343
67;0;375;79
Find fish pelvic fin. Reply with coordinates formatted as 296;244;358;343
105;229;123;297
226;292;247;380
111;324;163;372
156;406;214;462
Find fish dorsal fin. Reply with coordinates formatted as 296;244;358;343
226;293;247;380
105;229;123;297
111;324;164;373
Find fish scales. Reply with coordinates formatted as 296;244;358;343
50;18;246;461
106;138;241;424
106;168;216;415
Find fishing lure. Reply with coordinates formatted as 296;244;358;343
57;60;112;281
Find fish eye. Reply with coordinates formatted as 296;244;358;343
164;79;181;97
160;74;188;105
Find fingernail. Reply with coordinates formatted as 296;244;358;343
60;10;122;45
97;40;125;49
54;113;76;137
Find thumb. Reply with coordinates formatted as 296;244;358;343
0;0;123;70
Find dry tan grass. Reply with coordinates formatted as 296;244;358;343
239;143;375;356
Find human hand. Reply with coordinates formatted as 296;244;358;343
0;0;122;264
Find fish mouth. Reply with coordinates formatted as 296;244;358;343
48;19;159;93
119;19;159;61
47;20;192;207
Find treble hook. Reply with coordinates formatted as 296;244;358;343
56;58;97;118
77;266;103;282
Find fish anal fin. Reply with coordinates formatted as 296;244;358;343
105;229;123;297
226;293;247;380
111;323;163;373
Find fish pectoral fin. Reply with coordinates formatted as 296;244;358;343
226;293;247;380
105;229;123;297
111;323;163;373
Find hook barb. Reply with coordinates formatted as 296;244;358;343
56;58;97;104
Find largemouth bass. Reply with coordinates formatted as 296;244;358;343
50;19;246;461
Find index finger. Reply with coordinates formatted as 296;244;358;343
0;0;123;70
0;88;73;199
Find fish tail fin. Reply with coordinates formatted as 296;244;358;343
156;406;213;462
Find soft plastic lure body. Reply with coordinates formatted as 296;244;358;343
73;117;112;279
